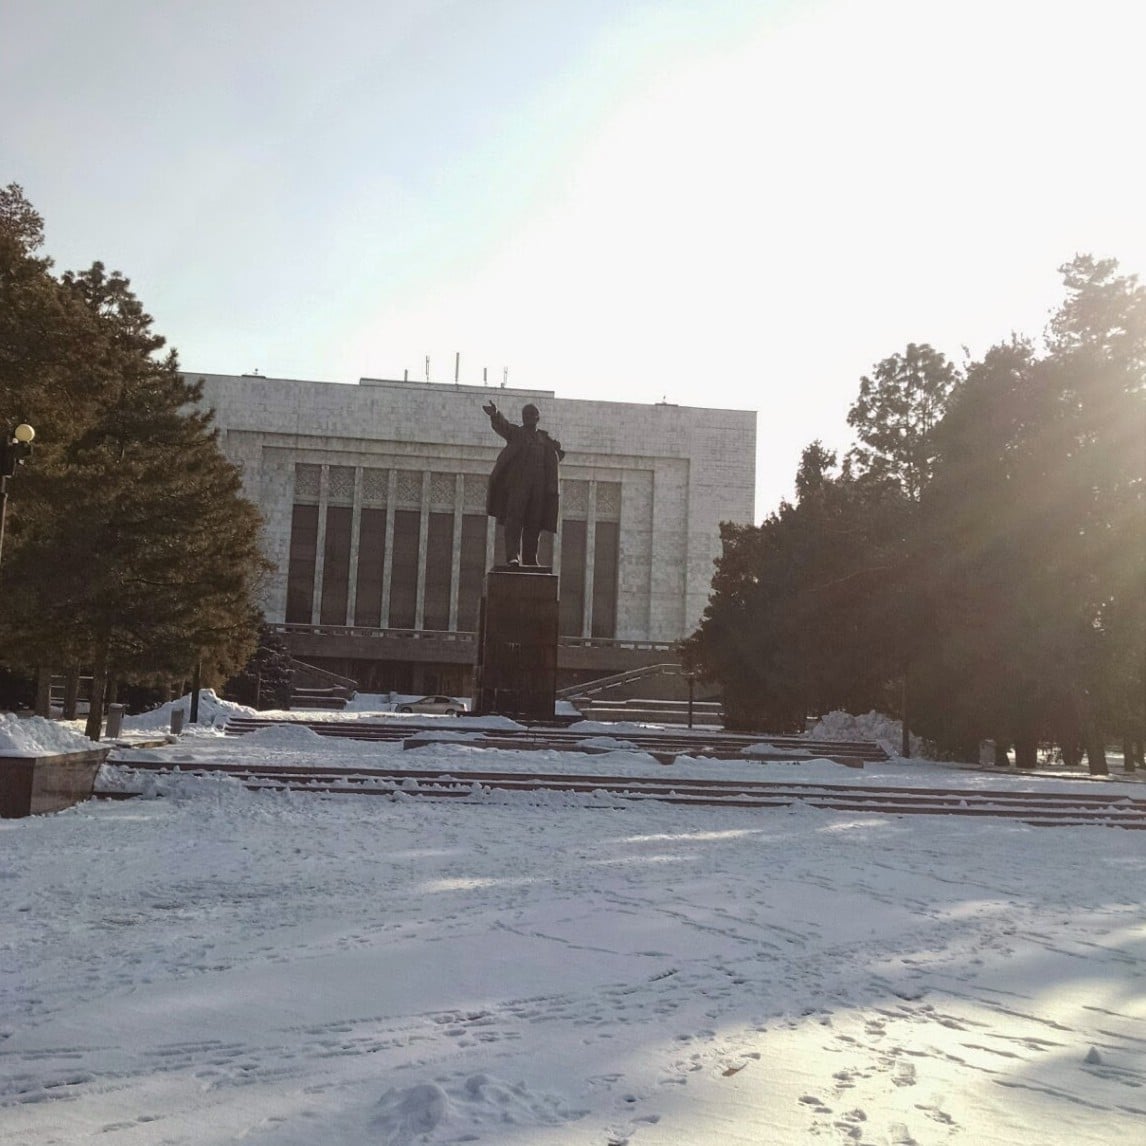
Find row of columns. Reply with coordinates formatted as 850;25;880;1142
298;467;613;637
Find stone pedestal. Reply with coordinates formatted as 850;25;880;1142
473;567;558;722
0;747;111;818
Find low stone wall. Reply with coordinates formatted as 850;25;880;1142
0;748;112;818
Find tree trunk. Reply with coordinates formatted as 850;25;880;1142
1014;737;1038;769
1123;738;1137;773
63;668;80;720
189;660;201;723
900;672;911;758
1060;740;1082;768
993;740;1010;767
34;667;52;717
84;641;109;742
1085;723;1109;776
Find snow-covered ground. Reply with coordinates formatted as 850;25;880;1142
2;699;1144;1145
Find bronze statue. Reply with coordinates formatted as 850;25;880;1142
482;400;564;566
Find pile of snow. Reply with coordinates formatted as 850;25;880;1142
742;743;814;759
567;719;662;734
123;689;257;732
576;735;640;751
808;709;928;757
404;730;489;744
372;1074;586;1140
342;692;394;712
451;714;526;731
243;723;327;747
0;713;100;757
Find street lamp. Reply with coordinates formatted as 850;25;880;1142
0;422;36;571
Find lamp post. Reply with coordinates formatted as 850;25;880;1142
0;422;36;572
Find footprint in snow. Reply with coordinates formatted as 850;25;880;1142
893;1060;917;1087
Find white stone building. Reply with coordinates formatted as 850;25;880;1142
193;373;755;694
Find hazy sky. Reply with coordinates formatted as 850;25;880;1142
3;0;1143;517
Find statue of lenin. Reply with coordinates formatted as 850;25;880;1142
482;400;564;566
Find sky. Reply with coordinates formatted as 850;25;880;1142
3;699;1145;1143
3;0;1145;516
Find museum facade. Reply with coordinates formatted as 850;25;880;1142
192;373;756;695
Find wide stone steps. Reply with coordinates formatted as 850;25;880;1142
98;758;1146;829
220;715;889;766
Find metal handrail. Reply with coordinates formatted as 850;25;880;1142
555;662;684;700
271;623;676;652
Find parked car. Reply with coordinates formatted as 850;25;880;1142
396;695;468;716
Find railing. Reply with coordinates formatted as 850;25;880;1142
558;636;677;652
555;662;684;700
273;624;475;643
289;657;358;692
271;623;676;652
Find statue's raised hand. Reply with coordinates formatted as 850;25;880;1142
482;401;497;416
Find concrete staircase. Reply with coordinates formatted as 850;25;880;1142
572;696;723;727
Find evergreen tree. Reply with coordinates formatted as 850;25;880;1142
916;258;1145;770
847;342;959;502
844;343;960;750
682;444;908;730
687;264;1142;764
0;191;268;736
916;339;1061;762
0;184;103;466
223;624;294;710
1040;256;1145;771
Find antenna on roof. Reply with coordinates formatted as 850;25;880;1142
501;367;508;389
425;355;430;383
483;367;488;386
455;351;460;386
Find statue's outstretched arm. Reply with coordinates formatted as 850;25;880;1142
484;402;514;442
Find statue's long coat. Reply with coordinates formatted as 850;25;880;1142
485;410;562;533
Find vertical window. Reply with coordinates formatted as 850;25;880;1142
389;509;420;629
559;518;586;636
458;513;487;632
320;506;352;624
592;521;619;638
286;505;318;623
354;507;386;626
424;512;454;631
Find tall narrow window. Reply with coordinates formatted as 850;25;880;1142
286;505;319;623
424;512;454;631
591;520;619;638
320;506;353;625
559;518;586;636
389;509;420;629
354;507;387;626
458;513;488;632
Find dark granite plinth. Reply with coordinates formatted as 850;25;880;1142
473;569;558;722
0;748;111;818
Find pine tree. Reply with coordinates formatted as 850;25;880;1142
0;184;103;494
223;624;294;710
847;343;959;503
916;258;1145;770
682;444;910;730
0;191;268;736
